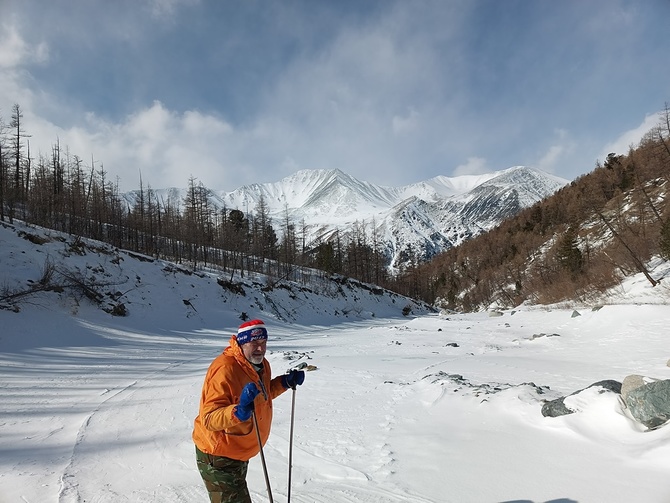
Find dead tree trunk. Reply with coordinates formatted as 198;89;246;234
597;212;658;286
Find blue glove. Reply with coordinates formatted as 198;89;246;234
282;370;305;389
234;382;260;422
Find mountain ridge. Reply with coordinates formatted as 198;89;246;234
124;166;568;270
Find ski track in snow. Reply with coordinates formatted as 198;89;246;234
57;379;140;502
56;355;210;503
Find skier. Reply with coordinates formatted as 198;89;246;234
193;319;305;502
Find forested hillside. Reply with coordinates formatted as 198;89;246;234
407;105;670;311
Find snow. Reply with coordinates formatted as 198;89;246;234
3;221;670;502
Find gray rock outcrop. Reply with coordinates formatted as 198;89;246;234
621;375;670;430
542;373;670;431
541;380;622;417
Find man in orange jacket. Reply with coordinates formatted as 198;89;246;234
193;319;305;502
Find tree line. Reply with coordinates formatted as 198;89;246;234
0;104;393;291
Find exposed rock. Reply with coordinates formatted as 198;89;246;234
545;376;670;430
541;396;574;417
425;371;550;399
541;380;622;417
620;374;647;398
621;376;670;430
530;333;560;340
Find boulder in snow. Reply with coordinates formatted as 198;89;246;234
620;374;646;397
621;375;670;430
541;380;622;417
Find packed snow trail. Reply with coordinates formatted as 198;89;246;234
56;357;206;502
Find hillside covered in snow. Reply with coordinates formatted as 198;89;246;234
0;220;433;322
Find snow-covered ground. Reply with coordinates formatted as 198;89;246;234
3;221;670;503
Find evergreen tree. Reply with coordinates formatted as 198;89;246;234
556;227;583;277
660;218;670;260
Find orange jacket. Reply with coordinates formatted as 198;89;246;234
192;336;288;461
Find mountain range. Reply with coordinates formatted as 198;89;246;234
125;166;568;271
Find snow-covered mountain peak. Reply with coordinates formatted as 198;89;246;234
124;166;569;270
299;168;398;218
474;166;568;206
479;165;566;188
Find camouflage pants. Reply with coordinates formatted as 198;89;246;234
195;446;252;503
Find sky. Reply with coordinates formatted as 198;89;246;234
1;0;669;193
3;219;670;502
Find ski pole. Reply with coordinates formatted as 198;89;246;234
287;386;297;503
252;409;274;503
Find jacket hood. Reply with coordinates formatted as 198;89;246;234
224;335;243;357
224;335;266;380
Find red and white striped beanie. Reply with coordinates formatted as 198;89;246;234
236;319;268;345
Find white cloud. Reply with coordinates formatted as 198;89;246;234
247;3;469;185
453;157;488;176
0;21;48;69
598;113;660;162
0;19;51;121
392;107;419;135
536;145;563;174
534;129;575;174
146;0;200;20
36;101;238;191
